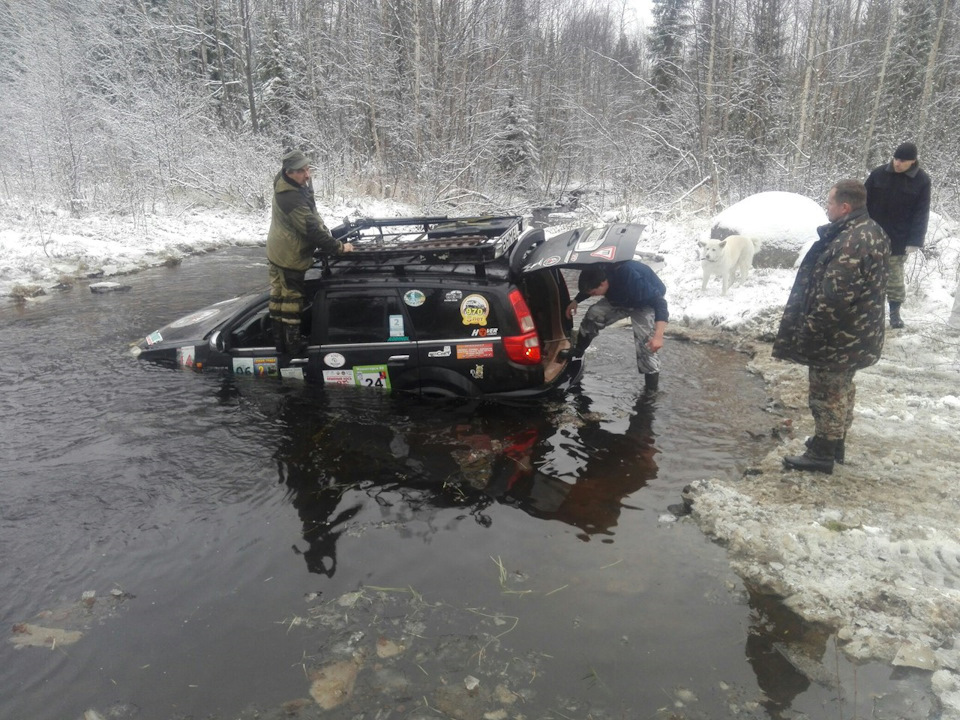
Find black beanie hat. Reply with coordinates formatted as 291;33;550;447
893;142;918;161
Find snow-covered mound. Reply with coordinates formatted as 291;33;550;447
712;191;826;268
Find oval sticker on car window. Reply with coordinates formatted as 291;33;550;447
324;353;346;368
460;294;489;326
403;289;426;307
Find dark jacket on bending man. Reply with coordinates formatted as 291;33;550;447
574;261;669;323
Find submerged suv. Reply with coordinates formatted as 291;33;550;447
134;215;644;398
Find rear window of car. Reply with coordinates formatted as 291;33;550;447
404;288;505;340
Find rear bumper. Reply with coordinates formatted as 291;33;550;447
486;358;584;400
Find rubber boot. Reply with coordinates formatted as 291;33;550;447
806;435;845;464
784;436;836;474
644;372;659;392
283;322;307;357
559;333;592;360
272;318;286;355
889;301;904;329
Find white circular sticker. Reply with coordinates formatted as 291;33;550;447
324;352;346;368
403;289;426;307
168;308;220;328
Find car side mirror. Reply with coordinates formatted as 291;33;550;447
208;330;225;353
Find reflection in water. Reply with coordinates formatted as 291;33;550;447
745;586;831;719
267;388;662;577
499;393;658;540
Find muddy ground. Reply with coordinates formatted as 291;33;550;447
674;314;960;718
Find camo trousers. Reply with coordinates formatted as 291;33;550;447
268;262;306;327
887;254;906;303
808;367;857;441
578;299;661;375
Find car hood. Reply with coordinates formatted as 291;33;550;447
519;223;645;273
139;292;263;348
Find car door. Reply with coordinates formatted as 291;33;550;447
316;288;419;392
220;300;293;379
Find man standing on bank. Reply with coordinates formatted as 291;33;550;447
864;141;931;329
267;150;353;357
773;179;889;474
564;261;668;393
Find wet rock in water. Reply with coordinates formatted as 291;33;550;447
893;642;938;671
308;656;362;709
12;284;46;300
464;675;480;692
10;622;83;649
376;636;405;658
90;281;131;293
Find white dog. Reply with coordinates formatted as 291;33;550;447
698;235;762;294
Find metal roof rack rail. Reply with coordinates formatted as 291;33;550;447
319;216;523;271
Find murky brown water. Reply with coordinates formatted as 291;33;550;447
0;248;896;719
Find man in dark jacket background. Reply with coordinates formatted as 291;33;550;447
773;179;889;473
864;141;931;329
267;150;353;357
564;261;668;393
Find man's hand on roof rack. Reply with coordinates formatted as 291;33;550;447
341;242;354;253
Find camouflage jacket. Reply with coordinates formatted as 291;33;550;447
772;208;889;371
266;171;343;272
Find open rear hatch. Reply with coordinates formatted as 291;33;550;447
513;223;646;381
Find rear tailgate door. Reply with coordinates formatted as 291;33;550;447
518;223;645;272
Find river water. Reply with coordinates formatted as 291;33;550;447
1;248;891;720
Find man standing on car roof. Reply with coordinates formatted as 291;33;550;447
267;150;353;357
564;261;668;393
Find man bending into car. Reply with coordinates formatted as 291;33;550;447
564;262;669;393
266;150;353;359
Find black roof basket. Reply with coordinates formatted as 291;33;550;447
317;216;524;274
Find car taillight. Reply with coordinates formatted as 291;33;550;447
504;289;541;365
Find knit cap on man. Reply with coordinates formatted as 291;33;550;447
893;142;918;161
282;150;310;171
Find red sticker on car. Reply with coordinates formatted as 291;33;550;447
590;246;616;260
456;343;495;360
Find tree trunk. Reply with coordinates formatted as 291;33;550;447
861;0;899;168
793;0;819;165
240;0;259;134
917;0;950;146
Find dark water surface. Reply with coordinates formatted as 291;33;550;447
1;248;891;720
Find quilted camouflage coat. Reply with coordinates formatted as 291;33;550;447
772;208;889;371
266;172;344;272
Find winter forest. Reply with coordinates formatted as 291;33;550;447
1;0;958;219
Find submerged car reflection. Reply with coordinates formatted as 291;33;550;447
257;385;660;576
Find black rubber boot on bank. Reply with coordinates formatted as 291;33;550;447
805;435;845;464
784;436;836;474
644;372;660;392
889;301;905;329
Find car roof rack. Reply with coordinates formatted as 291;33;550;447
319;216;523;275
